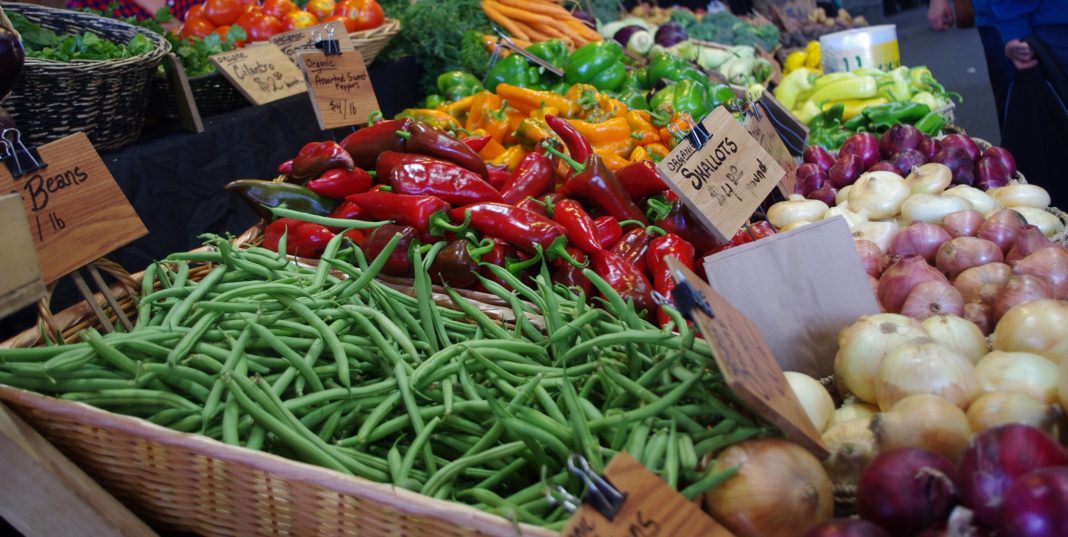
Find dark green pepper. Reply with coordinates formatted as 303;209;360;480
485;55;543;91
526;39;569;68
914;111;946;136
862;102;931;129
650;80;708;120
436;71;485;102
423;94;445;108
549;81;570;96
647;53;708;88
225;180;338;220
843;113;870;131
564;41;626;92
706;83;736;109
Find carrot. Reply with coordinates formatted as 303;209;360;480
482;1;529;41
513;21;553;42
486;0;557;26
497;0;571;17
564;19;602;41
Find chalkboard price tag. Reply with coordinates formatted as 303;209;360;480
656;107;788;244
210;43;307;105
298;49;381;130
560;452;734;537
0;133;147;284
270;21;354;64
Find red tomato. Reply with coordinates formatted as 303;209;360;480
234;4;262;31
180;18;216;39
320;14;355;32
282;10;319;31
246;13;284;42
305;0;337;22
261;0;298;19
211;25;246;46
336;0;384;31
204;0;242;26
184;4;208;24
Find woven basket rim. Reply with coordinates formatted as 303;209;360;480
349;17;400;41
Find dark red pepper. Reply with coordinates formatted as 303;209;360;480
647;196;723;256
461;135;493;153
712;220;777;253
340;118;411;169
610;227;654;275
343;228;367;247
543;115;591;167
362;224;418;276
616;160;668;200
590;249;656;313
488;166;512;191
329;200;364;221
594;216;622;249
517;193;564;218
346;189;461;240
478;237;519;290
291;141;354;181
428;239;488;288
552;247;592;297
262;218;335;259
390;159;502;206
402;122;490;180
500;151;555;205
278;159;294;176
376;151;434;181
306;168;375;200
453;202;566;257
646;232;695;326
549;197;603;255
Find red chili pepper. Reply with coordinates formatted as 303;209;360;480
428;239;493;288
500;152;555;205
544;115;591;166
610;227;654;274
390;158;502;206
362;224;418;276
711;221;778;254
616;160;668;200
402;122;490;180
291;141;354;180
488;166;512;191
552;247;592;297
339;118;410;169
278;159;294;176
306;168;375;200
453;202;567;257
462;135;493;153
346;189;461;240
590;249;656;313
516;193;564;218
594;216;622;249
262;218;335;258
376;151;434;181
646;232;695;326
329;200;364;221
478;237;519;290
262;218;301;252
343;228;367;247
550;198;603;255
647;196;723;256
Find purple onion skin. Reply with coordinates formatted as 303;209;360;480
891;149;927;176
654;22;688;47
999;467;1068;537
829;154;864;188
976;157;1011;190
941;134;982;163
807;185;838;205
934;146;976;185
920;137;942;160
857;448;959;537
796;163;828;195
571;10;596;28
803;519;892;537
880;124;924;158
868;161;901;174
804;145;837;172
841;132;881;171
983;146;1017;177
613;26;645;48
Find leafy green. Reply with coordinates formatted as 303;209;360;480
458;30;491;80
670;9;697;27
578;0;621;24
678;10;779;51
9;11;155;61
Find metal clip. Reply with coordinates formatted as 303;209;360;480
483;35;505;86
545;455;627;520
0;128;46;178
314;25;342;56
671;278;715;322
666;113;711;149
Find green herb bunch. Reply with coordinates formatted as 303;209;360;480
10;11;153;61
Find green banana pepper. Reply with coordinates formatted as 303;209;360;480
650;80;708;120
436;71;485;102
915;111;946;136
526;39;569;68
486;55;544;91
565;41;626;92
862;101;931;129
224;180;338;220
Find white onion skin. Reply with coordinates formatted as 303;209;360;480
834;314;929;404
921;314;989;364
975;350;1060;403
832;403;879;425
785;372;835;433
964;302;994;335
870;393;972;461
953;262;1012;304
941;209;985;238
935;237;1004;280
966;391;1057;432
992;299;1068;364
874;338;981;411
821;417;876;486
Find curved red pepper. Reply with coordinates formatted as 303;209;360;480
340;118;410;169
263;218;335;259
343;228;367;247
550;198;603;255
453;202;565;256
329;200;364;221
346;189;460;240
544;114;591;166
500;152;555;205
278;159;294;176
566;155;648;224
291;141;354;180
306;168;375;200
646;233;695;326
594;216;622;249
363;224;418;276
375;151;435;181
405;122;490;180
517;193;564;218
650;197;724;256
590;249;656;313
488;166;512;190
552;247;592;297
391;159;502;206
610;227;654;275
616;160;668;200
462;135;493;153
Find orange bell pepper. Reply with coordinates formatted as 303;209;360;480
599;97;628;117
630;145;652;162
565;117;630;146
592;137;636;159
441;95;476;122
479;138;506;161
624;110;660;146
496;84;579;118
396;108;460;131
466;92;510;144
646;143;670;160
593;148;631;172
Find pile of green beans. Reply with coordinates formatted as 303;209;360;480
0;231;773;530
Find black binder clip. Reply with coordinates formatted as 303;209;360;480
666;113;711;149
314;25;342;56
0;128;46;178
545;455;627;521
671;278;715;322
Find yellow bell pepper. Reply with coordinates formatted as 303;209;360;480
594;148;631;172
491;145;527;171
795;100;824;123
646;143;670;160
396;108;460;131
828;97;889;120
784;51;807;74
629;145;652;162
592;137;636;159
465;92;509;143
566;117;630;145
496;84;579;118
515;117;553;148
441;94;477;122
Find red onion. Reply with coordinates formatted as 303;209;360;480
829;154;864;188
857;448;959;536
856;239;889;277
868;161;901;174
954;262;1012;304
869;274;882;307
942;210;985;238
842;132;881;170
920;137;942;161
999;467;1068;537
796;163;828;196
803;519;891;537
878;256;950;313
890;222;952;262
958;424;1068;527
936;237;1004;279
807;185;838;206
1012;246;1068;299
900;280;965;320
890;149;927;176
978;209;1028;254
881;124;924;158
982;146;1017;177
941;134;982;163
804;145;836;172
992;274;1054;321
1007;225;1056;263
975;158;1011;190
964;302;994;335
934;147;976;186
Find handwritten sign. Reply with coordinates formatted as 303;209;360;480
0;133;147;284
270;21;353;64
667;257;828;458
561;452;734;537
656;107;787;244
0;194;45;318
298;50;381;130
210;43;307;105
742;103;797;196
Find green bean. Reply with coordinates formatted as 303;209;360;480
317;408;343;442
680;465;740;500
62;389;199;410
642;427;669;471
443;287;511;341
245;425;265;450
349;392;401;446
665;421;679;488
560;374;601;471
472;458;527;491
393;362;435;472
387;445;403;483
277;295;349;387
83;329;138;378
560;330;672;365
0;373;132;393
247;322;324;392
222;395;241;446
396;416;441;484
297;399;351;430
410;246;443;353
420;441;525;497
161;265;228;328
268;206;389;229
166;311;222;366
587;373;701;432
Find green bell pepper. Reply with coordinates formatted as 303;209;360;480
617;87;650;111
706;83;735;109
436;71;485;102
423;94;445;108
485;55;544;91
862;101;931;129
526;39;569;69
565;41;627;92
647;52;709;88
549;81;570;96
650;80;708;120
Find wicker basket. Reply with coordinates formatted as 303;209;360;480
1;2;171;150
150;70;250;120
348;18;400;66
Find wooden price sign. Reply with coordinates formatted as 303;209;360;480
210;43;307;105
656;107;788;244
741;102;797;196
270;21;353;64
160;52;204;133
0;194;45;318
0;132;146;284
666;257;828;458
298;50;381;130
561;452;734;537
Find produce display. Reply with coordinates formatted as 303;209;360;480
9;11;155;61
783;40;822;75
178;0;386;42
480;0;601;48
625;6;780;51
779;8;868;50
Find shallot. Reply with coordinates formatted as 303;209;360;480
953;263;1012;304
900;280;964;320
855;239;888;277
941;210;985;238
1012;246;1068;299
935;237;1003;280
991;275;1054;322
1006;225;1055;263
878;256;949;313
889;222;950;261
977;208;1027;254
964;302;994;335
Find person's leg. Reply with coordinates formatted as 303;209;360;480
977;25;1016;128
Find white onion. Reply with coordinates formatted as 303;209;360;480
870;393;972;461
921;314;989;364
900;193;972;224
992;299;1068;364
834;314;929;404
823;205;868;230
821;417;876;486
780;220;812;232
905;163;953;195
768;196;829;229
849;171;911;220
874;337;981;410
943;184;1000;216
785;372;835;433
966;391;1058;432
1012;207;1065;238
836;185;853;206
833;403;879;425
990;184;1051;209
974;350;1060;403
852;221;900;254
